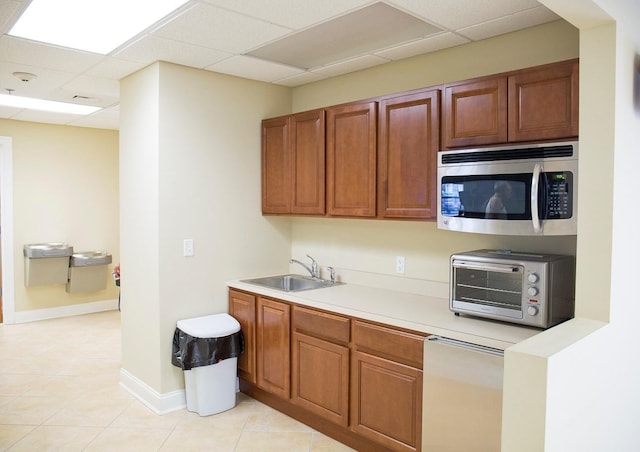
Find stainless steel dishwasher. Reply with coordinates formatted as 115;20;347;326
423;336;504;451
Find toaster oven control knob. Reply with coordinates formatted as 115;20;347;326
527;273;539;283
527;286;539;297
527;305;539;316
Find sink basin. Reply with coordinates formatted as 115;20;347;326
241;274;342;292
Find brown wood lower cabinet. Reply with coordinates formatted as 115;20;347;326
228;289;256;384
292;306;350;427
229;289;426;452
256;297;290;399
351;350;423;452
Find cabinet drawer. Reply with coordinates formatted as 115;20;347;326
293;306;350;345
353;320;425;369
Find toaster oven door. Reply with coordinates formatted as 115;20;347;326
451;260;524;321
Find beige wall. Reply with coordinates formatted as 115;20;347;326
119;62;293;393
289;20;580;293
0;119;119;314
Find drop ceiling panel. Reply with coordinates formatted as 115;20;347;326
206;55;305;83
202;0;373;29
248;2;443;70
0;36;103;73
85;57;146;80
389;0;545;29
374;32;470;60
457;7;560;41
115;34;232;69
311;54;390;78
273;71;328;88
0;0;26;34
0;61;78;98
151;3;292;54
70;107;119;129
61;75;119;102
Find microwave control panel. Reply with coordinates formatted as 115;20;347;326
542;171;573;219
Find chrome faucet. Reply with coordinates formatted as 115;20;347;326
290;254;318;278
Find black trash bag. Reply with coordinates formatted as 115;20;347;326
171;328;244;371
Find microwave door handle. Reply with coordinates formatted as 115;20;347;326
531;163;543;233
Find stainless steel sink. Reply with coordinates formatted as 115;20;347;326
241;274;342;292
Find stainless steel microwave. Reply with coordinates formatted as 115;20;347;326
450;249;575;328
437;141;578;236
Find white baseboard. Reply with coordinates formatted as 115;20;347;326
13;298;119;323
120;368;186;415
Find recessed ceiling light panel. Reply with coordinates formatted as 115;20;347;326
9;0;190;54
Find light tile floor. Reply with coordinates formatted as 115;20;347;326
0;310;355;451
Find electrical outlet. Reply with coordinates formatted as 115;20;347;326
396;256;405;274
183;239;194;257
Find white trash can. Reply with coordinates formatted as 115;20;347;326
174;313;242;416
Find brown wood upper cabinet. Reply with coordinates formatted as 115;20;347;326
378;89;441;219
508;59;579;142
261;116;291;213
443;59;579;148
442;75;508;148
326;101;377;217
261;109;325;215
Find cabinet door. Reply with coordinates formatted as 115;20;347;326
257;297;291;399
292;306;350;426
228;290;256;384
351;351;423;452
291;109;325;214
326;101;377;217
262;116;291;213
508;59;579;142
378;90;440;219
292;332;349;426
443;76;508;148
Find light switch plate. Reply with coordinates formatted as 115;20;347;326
183;239;194;257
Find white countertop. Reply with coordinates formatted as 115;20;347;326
227;278;541;350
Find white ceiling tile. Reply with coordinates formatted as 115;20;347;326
152;3;292;54
0;61;77;98
202;0;374;29
273;71;328;88
69;106;119;130
0;35;103;73
206;55;304;83
115;34;232;69
61;75;119;102
457;6;561;41
0;0;26;34
374;33;470;60
388;0;546;29
85;57;146;80
311;54;390;78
